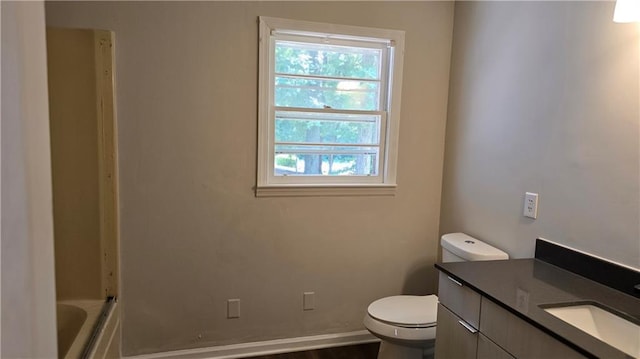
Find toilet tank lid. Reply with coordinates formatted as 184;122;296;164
441;233;509;261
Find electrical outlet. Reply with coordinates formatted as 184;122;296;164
523;192;539;219
303;292;315;311
227;299;240;318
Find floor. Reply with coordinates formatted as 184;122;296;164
246;342;380;359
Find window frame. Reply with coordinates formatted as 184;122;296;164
257;16;405;197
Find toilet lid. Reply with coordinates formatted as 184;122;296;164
367;295;438;327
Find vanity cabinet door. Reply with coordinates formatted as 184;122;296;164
435;303;478;359
477;333;514;359
480;298;587;359
438;272;482;328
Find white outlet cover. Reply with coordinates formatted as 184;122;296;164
303;292;315;311
524;192;539;219
227;299;240;318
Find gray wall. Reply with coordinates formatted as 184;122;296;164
441;1;640;268
45;2;455;356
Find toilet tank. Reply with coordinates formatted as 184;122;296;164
441;233;509;262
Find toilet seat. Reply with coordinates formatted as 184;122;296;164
363;295;438;345
367;295;438;328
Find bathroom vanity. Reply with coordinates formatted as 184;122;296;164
434;240;640;359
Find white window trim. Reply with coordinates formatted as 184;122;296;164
257;16;405;197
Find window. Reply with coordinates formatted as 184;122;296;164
257;17;405;197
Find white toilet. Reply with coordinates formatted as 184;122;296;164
363;233;509;359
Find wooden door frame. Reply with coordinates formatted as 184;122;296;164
94;30;119;298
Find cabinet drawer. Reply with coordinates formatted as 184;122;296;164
480;298;587;359
435;303;478;359
438;271;481;329
477;333;514;359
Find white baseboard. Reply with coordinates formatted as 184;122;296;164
124;330;379;359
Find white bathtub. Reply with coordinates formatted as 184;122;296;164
56;299;120;358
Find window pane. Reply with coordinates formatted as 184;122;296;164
275;111;380;145
275;40;382;80
275;76;380;110
274;145;379;176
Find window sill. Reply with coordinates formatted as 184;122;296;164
255;184;397;197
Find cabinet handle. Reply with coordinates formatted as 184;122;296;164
458;320;478;334
447;276;463;286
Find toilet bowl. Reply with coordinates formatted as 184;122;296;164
364;233;509;359
364;295;438;359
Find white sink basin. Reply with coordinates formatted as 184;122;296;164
543;304;640;358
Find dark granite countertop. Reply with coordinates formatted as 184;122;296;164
435;259;640;359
